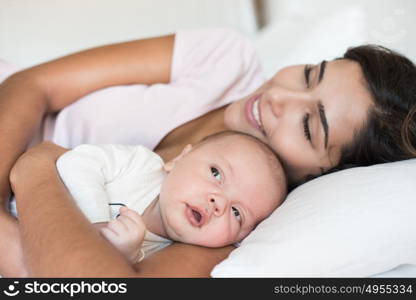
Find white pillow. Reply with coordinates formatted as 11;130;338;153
253;2;416;80
211;159;416;277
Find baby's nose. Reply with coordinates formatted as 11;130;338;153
209;197;226;217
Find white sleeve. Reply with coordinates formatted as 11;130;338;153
56;144;156;223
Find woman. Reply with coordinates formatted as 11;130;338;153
2;28;416;277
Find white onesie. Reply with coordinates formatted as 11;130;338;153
56;144;172;258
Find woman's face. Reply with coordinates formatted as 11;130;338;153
224;59;374;183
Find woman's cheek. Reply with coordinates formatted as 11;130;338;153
224;101;244;129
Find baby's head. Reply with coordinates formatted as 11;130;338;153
158;131;287;247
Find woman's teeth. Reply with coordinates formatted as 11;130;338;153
253;99;262;128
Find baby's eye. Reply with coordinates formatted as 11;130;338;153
232;207;241;223
211;167;222;181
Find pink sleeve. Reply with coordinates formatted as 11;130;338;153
170;28;265;105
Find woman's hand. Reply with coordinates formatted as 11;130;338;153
9;142;69;194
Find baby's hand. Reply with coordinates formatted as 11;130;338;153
100;207;146;263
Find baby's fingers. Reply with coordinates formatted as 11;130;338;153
108;218;127;232
100;226;120;245
116;217;145;240
118;207;146;230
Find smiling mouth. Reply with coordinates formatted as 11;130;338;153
252;98;263;129
253;98;268;137
246;95;266;136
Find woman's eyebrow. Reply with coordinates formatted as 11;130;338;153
318;102;329;148
318;60;327;83
317;60;329;148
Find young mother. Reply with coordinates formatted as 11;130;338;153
1;28;416;277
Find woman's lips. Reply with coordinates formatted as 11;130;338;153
185;204;205;227
244;94;264;134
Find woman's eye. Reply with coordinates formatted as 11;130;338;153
211;167;222;181
232;207;242;223
304;65;312;87
303;113;312;141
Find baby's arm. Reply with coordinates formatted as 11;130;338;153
56;144;161;223
57;144;157;261
56;145;115;223
99;207;146;263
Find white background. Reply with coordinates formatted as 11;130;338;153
1;0;415;77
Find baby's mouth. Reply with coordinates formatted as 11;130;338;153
186;204;205;227
192;209;202;223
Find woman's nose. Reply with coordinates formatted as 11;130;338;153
264;86;311;118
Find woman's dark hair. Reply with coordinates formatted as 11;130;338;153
334;44;416;171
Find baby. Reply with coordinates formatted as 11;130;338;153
56;131;287;262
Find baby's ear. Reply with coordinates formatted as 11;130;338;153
163;144;193;172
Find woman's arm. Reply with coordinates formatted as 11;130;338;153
11;142;136;277
11;142;233;277
27;34;174;111
0;33;174;207
0;73;49;276
0;34;174;276
134;243;234;277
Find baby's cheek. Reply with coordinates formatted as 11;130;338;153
196;225;236;248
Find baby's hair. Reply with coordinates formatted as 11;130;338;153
198;130;288;197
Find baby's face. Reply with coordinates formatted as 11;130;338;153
158;134;285;247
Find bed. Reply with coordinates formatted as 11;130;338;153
1;0;415;277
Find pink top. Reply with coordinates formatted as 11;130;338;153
2;28;266;149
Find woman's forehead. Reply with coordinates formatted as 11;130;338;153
320;60;373;125
318;59;373;164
